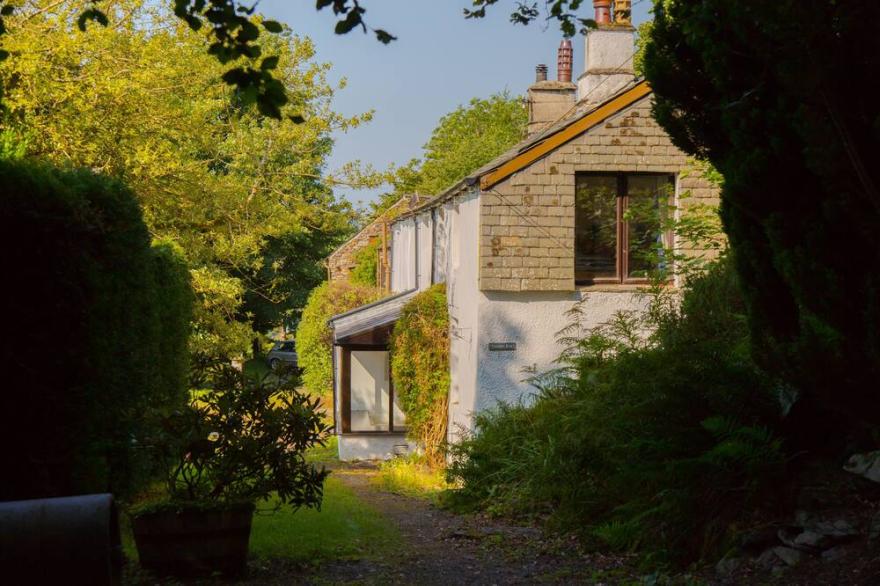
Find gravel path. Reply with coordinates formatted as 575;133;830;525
303;467;634;586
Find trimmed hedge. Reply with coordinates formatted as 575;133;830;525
0;161;191;499
390;284;450;467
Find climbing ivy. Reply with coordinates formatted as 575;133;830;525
349;238;380;287
390;284;450;468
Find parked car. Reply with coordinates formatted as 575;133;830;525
266;341;298;371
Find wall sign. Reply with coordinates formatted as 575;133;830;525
488;342;516;352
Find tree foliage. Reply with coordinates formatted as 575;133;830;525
0;0;365;370
0;160;191;500
0;0;394;117
644;0;880;441
373;92;527;216
391;284;450;468
295;281;382;397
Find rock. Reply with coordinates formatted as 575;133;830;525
793;510;860;540
821;545;848;562
795;530;830;549
739;525;783;554
756;548;784;570
778;528;829;552
773;546;806;567
843;451;880;483
715;557;742;577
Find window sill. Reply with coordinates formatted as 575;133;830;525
339;431;408;437
575;283;675;293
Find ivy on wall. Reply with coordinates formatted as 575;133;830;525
390;284;450;467
349;237;380;287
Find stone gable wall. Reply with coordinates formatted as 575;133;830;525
479;95;720;292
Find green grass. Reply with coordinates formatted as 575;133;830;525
249;476;401;562
372;456;449;503
122;474;399;565
306;434;339;464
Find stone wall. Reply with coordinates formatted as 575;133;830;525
479;95;720;292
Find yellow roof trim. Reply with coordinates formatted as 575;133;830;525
480;81;652;190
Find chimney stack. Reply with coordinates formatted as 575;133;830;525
526;42;577;136
535;64;548;83
593;0;611;25
578;1;636;105
557;39;572;82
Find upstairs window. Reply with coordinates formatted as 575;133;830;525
575;173;674;284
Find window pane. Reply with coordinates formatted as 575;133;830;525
626;175;673;279
392;387;407;431
575;175;618;281
349;350;390;432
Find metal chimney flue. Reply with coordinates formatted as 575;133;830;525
593;0;611;25
557;39;573;82
535;64;548;82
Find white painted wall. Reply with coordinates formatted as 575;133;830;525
338;434;417;461
416;211;433;289
390;218;416;293
472;290;649;417
446;190;481;444
433;204;451;284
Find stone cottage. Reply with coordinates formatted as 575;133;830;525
327;1;720;460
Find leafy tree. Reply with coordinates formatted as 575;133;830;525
643;1;880;442
0;0;395;117
0;0;366;370
374;92;527;216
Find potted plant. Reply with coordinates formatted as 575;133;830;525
130;366;331;577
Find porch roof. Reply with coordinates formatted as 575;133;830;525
329;289;417;343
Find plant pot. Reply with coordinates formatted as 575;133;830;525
131;502;255;577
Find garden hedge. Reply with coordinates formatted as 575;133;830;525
0;160;191;500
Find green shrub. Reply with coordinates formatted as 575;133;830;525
0;160;191;499
295;281;381;397
448;256;785;567
391;284;449;467
349;238;380;287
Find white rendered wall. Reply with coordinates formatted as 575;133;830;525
416;211;433;290
338;434;417;461
432;204;451;284
390;219;416;293
467;290;649;427
446;190;481;444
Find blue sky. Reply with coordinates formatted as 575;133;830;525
261;0;652;207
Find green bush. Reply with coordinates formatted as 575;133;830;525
295;281;381;397
391;284;450;467
0;160;191;500
448;257;785;567
349;238;380;287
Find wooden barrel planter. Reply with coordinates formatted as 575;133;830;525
131;502;255;577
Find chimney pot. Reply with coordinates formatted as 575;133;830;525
535;64;548;82
557;39;573;82
593;0;611;25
